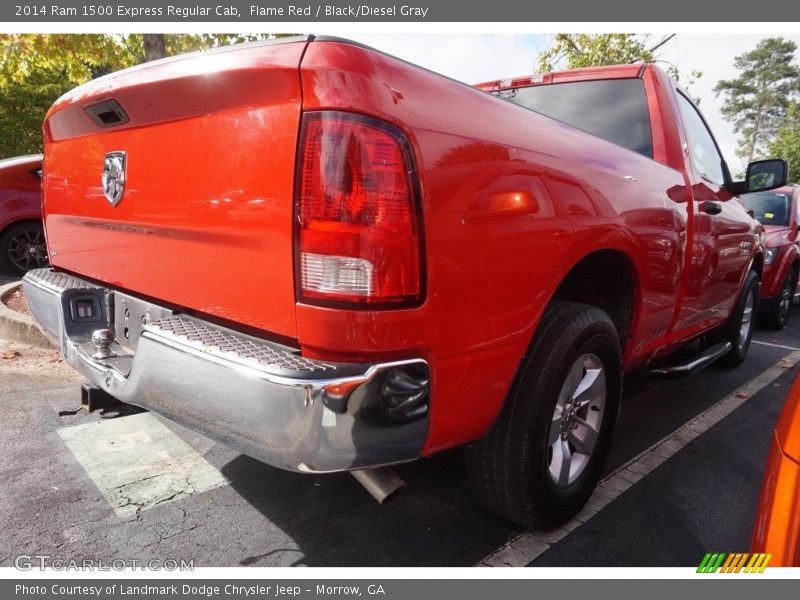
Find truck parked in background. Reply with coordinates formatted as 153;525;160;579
742;185;800;329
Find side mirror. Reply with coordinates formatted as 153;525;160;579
745;159;788;192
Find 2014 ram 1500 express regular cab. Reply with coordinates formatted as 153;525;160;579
23;36;787;526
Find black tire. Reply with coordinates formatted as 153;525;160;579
465;301;622;527
717;269;760;367
762;267;797;331
0;221;49;276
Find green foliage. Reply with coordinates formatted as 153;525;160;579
0;34;133;86
537;34;702;103
665;65;704;105
768;102;800;184
749;171;773;190
0;34;288;159
714;37;800;165
538;34;657;71
117;33;280;63
0;34;283;85
0;65;73;156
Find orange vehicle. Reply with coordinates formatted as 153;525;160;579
752;370;800;566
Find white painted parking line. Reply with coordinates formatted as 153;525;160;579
479;349;800;567
58;412;228;517
752;340;800;351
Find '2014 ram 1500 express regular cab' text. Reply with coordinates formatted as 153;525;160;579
23;36;787;526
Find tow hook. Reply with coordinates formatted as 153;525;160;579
57;383;125;418
91;328;115;360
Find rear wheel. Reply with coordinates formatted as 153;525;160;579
763;267;797;330
0;221;49;276
465;301;622;527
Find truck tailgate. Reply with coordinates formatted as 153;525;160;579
42;38;309;339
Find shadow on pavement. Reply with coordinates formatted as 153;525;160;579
219;449;521;567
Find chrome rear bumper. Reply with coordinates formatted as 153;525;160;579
22;268;429;473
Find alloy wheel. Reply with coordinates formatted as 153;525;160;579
546;353;607;488
6;227;48;273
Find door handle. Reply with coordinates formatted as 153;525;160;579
701;200;723;215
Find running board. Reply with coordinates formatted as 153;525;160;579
648;341;732;378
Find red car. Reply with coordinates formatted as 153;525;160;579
752;369;800;565
23;38;783;525
0;154;48;276
742;185;800;329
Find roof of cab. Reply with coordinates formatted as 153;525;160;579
475;63;649;92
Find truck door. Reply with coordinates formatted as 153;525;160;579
673;92;752;332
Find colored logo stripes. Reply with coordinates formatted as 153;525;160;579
697;553;772;573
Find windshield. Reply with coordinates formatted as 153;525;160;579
742;192;791;226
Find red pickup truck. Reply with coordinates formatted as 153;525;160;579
23;36;787;526
742;185;800;329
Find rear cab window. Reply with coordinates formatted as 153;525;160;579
497;78;653;158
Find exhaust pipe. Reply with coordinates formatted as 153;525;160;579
351;467;406;504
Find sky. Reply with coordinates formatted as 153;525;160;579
344;33;800;175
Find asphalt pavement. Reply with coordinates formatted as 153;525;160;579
533;362;796;566
1;269;799;568
0;270;17;286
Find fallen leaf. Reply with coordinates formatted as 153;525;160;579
735;391;750;399
780;360;793;369
1;350;20;360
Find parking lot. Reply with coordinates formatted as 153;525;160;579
1;267;799;568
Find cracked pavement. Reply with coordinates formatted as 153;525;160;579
57;412;228;517
0;338;520;567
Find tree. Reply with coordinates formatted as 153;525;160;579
714;37;800;165
142;34;168;62
0;34;282;84
0;34;286;156
0;65;74;156
537;34;702;102
0;34;134;86
538;34;660;71
768;102;800;184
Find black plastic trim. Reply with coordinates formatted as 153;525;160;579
84;99;130;128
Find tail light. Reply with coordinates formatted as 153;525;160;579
295;111;424;308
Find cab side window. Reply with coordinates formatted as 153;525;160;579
675;93;725;186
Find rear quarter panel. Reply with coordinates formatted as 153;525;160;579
299;41;689;453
